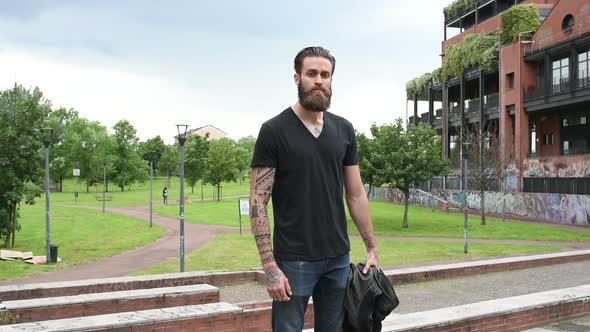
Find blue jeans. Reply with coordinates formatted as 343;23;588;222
272;254;350;332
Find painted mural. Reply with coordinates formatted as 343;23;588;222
368;187;590;226
523;157;590;178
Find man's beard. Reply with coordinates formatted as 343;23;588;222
298;84;332;113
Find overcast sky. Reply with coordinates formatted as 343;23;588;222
0;0;447;143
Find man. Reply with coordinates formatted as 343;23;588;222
250;46;378;332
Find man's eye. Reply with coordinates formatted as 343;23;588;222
321;73;330;78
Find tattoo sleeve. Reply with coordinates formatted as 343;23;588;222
250;167;276;267
360;231;377;250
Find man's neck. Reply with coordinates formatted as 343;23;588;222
292;102;324;124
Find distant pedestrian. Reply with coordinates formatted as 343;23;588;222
162;187;168;205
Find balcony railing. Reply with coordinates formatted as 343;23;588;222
551;77;570;94
577;71;590;89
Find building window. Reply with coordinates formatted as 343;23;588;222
561;111;589;127
563;140;571;155
578;49;590;88
562;14;575;34
529;124;536;155
552;56;569;93
543;133;554;145
506;72;515;89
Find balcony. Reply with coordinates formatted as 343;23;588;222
524;75;590;113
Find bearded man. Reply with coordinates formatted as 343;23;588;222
250;46;378;332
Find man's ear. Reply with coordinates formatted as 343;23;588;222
294;73;300;85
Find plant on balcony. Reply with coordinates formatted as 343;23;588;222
500;4;541;45
432;67;444;84
406;72;433;96
443;0;479;22
441;32;499;80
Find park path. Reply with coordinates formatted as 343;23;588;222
2;202;590;286
0;204;239;285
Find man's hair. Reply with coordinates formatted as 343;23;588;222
294;46;336;75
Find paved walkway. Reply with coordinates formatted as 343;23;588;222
0;205;238;285
219;260;590;314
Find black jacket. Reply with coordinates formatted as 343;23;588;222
344;263;399;332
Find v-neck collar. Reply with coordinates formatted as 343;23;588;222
289;108;327;141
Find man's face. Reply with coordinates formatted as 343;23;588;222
295;56;333;112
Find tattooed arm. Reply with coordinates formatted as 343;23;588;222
343;165;378;274
250;167;292;301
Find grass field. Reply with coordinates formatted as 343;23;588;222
133;233;563;275
0;204;166;281
48;177;250;207
154;199;590;242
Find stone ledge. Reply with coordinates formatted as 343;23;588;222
380;284;590;331
0;302;242;332
0;270;255;301
2;284;217;310
385;249;590;284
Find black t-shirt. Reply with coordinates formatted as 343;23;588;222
251;107;359;261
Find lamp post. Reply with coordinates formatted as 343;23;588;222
460;138;470;254
149;160;153;228
41;128;54;264
176;124;189;272
103;161;107;213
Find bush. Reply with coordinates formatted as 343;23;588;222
501;4;541;45
444;0;478;22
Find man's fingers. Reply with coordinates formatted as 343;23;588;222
284;278;292;297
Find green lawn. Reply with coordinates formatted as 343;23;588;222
0;204;166;281
133;233;563;275
48;177;250;207
154;199;272;228
154;199;590;242
353;201;590;242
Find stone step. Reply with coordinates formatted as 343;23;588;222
0;302;242;332
0;284;219;325
380;284;590;332
0;270;255;301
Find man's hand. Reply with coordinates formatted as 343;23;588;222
264;262;292;301
363;248;379;274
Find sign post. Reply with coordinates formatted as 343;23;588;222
238;199;250;236
73;169;80;203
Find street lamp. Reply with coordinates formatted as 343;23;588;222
103;161;107;213
176;124;189;272
41;128;54;264
460;138;471;254
149;160;153;228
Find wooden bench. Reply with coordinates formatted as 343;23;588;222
95;193;112;201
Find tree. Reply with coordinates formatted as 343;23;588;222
356;131;378;198
140;136;166;175
112;120;148;192
236;135;256;182
204;138;241;201
47;107;79;192
370;119;447;228
463;123;512;225
157;144;179;189
184;135;210;194
0;85;49;247
65;118;112;192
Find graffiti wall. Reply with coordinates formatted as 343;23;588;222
523;156;590;178
368;187;590;226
